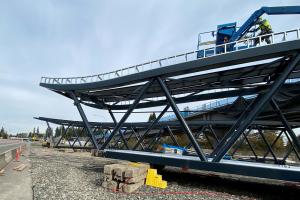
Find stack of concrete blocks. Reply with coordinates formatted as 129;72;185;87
102;163;150;193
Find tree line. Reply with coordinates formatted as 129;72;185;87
0;127;8;139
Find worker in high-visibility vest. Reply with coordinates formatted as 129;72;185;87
254;17;273;45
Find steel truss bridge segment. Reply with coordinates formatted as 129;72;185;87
38;36;300;183
37;116;300;165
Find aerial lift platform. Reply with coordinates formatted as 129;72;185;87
38;6;300;183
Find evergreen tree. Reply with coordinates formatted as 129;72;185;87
46;127;53;138
0;127;4;138
148;112;157;122
0;127;8;139
55;127;60;137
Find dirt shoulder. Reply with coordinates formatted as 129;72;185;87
29;145;299;200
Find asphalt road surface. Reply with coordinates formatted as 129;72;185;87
0;141;22;154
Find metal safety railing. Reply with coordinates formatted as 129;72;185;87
40;28;300;85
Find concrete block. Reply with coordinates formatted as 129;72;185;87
114;165;127;181
4;151;12;163
103;164;121;175
103;174;113;181
102;180;118;191
125;173;146;184
120;180;145;193
124;165;148;178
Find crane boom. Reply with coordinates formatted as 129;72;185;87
229;6;300;42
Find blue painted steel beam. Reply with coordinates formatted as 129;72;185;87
104;150;300;183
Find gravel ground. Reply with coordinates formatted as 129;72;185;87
29;145;299;200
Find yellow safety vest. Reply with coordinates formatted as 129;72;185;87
259;20;272;31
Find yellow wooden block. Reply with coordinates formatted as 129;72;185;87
145;178;152;186
160;180;167;189
145;168;167;189
155;180;160;187
147;169;157;177
155;175;162;182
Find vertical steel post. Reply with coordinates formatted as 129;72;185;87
70;92;99;149
100;79;154;150
213;54;300;162
157;77;207;161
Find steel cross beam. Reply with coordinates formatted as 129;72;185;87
70;126;82;148
239;129;258;160
157;77;207;161
263;130;284;159
270;98;300;152
166;126;180;146
70;91;99;149
282;130;300;162
108;109;129;149
256;127;279;164
147;130;162;150
100;79;154;150
185;126;205;149
212;54;300;162
132;105;170;150
54;125;70;147
112;129;128;149
131;128;146;150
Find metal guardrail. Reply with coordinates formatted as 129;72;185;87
40;28;300;85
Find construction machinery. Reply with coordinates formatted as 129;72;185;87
197;6;300;58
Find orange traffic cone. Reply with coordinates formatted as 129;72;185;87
15;149;20;162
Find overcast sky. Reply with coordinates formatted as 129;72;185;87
0;0;300;134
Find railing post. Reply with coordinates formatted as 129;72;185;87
284;31;287;41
